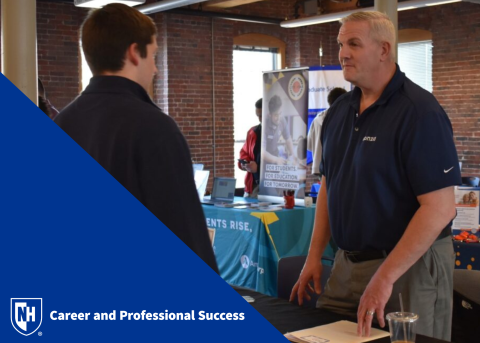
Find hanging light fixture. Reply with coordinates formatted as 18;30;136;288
74;0;146;8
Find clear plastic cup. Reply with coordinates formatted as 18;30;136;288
386;312;419;343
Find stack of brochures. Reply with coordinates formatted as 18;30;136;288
284;321;389;343
213;201;284;211
259;205;283;211
250;202;272;208
213;202;253;208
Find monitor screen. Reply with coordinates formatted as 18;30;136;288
212;177;236;200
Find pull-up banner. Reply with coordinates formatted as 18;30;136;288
259;68;309;206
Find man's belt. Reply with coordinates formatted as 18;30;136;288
344;226;452;263
344;249;390;263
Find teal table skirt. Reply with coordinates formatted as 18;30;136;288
203;202;335;296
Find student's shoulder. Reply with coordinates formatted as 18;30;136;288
139;105;179;131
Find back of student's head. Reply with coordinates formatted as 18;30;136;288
81;3;156;76
327;87;347;106
255;98;262;109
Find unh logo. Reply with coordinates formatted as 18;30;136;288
11;298;42;336
240;255;250;269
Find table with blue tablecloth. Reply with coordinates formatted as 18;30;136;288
202;199;335;296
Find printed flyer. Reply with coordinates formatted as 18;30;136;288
453;186;480;231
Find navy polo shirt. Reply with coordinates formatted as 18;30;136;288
320;65;461;251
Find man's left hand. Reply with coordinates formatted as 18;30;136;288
357;275;392;337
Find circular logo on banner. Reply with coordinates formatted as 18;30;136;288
288;74;306;101
240;255;250;269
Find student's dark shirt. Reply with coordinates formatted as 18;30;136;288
55;76;218;273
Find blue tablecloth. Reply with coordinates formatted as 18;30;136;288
202;199;335;296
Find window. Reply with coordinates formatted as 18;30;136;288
233;49;276;189
398;29;433;93
232;34;285;189
398;40;432;92
80;45;92;91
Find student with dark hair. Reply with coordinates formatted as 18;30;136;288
307;87;347;177
238;98;262;198
55;3;218;273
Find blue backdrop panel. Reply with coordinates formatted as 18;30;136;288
0;74;288;342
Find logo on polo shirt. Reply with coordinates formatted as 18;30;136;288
11;298;42;336
363;136;376;142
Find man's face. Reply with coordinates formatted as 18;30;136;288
270;110;281;125
256;107;262;123
337;21;383;87
138;36;159;92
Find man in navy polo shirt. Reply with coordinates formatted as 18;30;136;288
290;11;460;341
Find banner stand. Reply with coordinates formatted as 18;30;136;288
258;67;309;206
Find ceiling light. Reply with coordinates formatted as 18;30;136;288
281;0;462;28
425;0;461;5
74;0;146;8
137;0;208;14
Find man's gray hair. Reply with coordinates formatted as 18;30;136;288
340;11;396;61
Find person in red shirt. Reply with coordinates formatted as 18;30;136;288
238;98;262;198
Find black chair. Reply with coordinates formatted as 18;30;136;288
451;269;480;343
277;256;334;308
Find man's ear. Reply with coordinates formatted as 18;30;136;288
126;43;140;66
379;41;391;62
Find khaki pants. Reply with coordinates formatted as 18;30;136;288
317;237;455;341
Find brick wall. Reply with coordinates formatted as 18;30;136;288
37;2;87;110
401;3;480;176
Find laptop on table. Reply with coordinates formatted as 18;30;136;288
201;177;236;205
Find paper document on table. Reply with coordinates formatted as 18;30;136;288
284;320;389;343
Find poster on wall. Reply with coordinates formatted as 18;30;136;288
307;66;352;165
259;67;309;205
